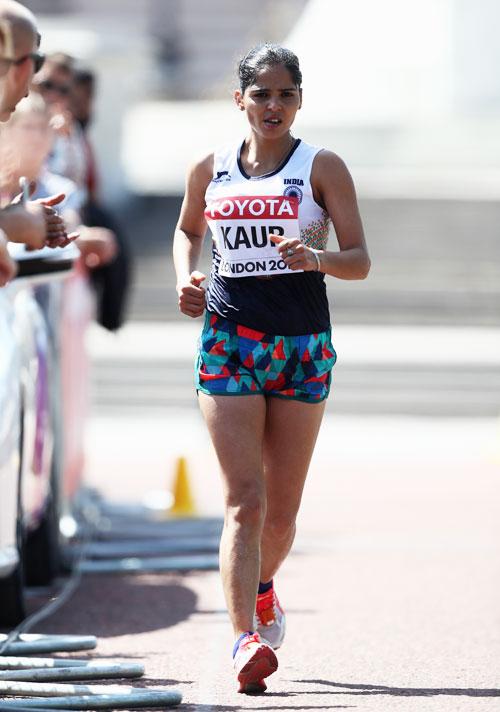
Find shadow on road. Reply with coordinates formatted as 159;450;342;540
181;706;353;711
295;679;500;697
36;574;198;638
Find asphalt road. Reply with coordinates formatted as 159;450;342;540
27;409;500;711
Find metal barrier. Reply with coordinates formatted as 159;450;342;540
0;638;96;656
0;657;138;671
78;553;218;574
0;636;181;708
0;664;144;682
86;519;223;542
0;495;225;709
69;536;219;558
0;689;182;708
71;491;222;575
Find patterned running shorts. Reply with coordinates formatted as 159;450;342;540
195;312;337;403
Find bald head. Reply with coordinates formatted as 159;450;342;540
0;0;39;121
0;0;38;56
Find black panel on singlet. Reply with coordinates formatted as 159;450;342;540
205;243;331;336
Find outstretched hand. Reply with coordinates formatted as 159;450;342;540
6;188;78;250
34;193;79;248
177;271;206;318
11;186;79;249
76;226;117;267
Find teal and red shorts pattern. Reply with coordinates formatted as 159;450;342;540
195;312;337;403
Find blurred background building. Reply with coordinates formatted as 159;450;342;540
22;0;500;329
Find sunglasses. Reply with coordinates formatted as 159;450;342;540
38;78;72;95
11;51;45;74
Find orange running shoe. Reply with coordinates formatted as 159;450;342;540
233;632;278;694
255;587;286;650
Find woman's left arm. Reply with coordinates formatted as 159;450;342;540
273;150;370;280
311;150;370;279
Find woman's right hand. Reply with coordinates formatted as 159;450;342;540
177;271;206;318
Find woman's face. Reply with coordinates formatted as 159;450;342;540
235;63;301;139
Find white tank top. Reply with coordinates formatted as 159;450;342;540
204;139;330;279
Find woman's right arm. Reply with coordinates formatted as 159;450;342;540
173;154;213;318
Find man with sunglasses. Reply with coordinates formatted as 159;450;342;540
0;0;43;122
0;0;77;257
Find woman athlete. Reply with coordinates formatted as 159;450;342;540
173;44;370;694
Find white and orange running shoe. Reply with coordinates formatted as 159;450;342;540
233;632;278;694
255;587;286;650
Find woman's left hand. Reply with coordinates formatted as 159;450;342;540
270;233;320;272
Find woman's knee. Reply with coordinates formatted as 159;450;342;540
225;490;267;531
263;515;296;543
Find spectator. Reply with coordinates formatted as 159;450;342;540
0;1;76;252
32;55;119;283
72;67;131;331
33;53;87;190
0;93;115;270
0;90;94;514
0;93;82;219
0;0;41;123
70;68;96;198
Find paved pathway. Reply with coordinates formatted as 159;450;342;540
33;403;500;711
71;319;500;709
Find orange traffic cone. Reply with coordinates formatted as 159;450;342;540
170;456;197;517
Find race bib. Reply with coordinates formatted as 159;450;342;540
205;194;302;278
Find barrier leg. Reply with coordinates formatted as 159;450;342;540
0;663;144;681
0;689;182;708
0;637;96;656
